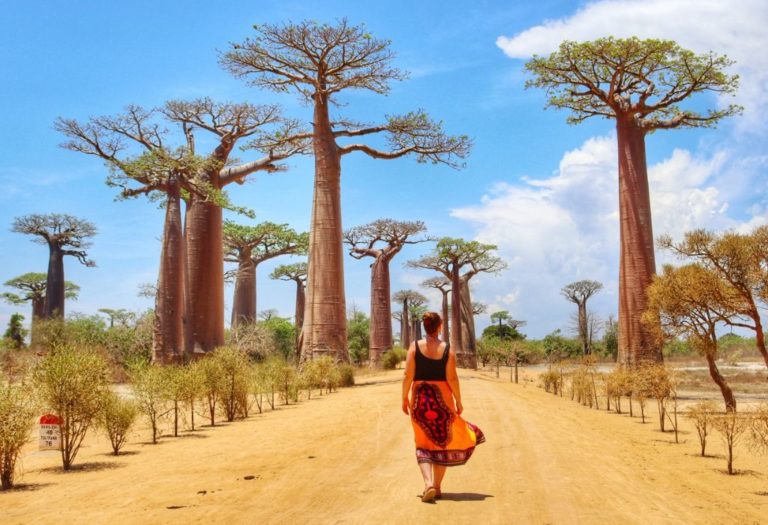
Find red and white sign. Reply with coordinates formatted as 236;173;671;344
39;414;61;451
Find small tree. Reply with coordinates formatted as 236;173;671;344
713;411;750;475
12;214;96;319
3;314;26;349
129;362;168;444
198;356;225;426
180;362;204;431
213;347;251;422
686;400;718;457
33;346;109;470
0;382;37;489
160;365;185;436
99;391;137;455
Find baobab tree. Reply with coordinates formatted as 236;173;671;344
659;229;768;371
421;277;451;343
561;280;603;355
525;37;741;365
344;219;429;365
409;302;428;342
408;238;506;367
97;308;135;329
270;262;308;356
392;290;427;351
2;272;79;324
486;310;526;340
57;102;305;362
12;214;96;319
224;220;308;328
222;19;471;362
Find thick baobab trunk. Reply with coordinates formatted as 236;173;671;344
368;257;392;365
185;198;225;354
153;180;185;364
231;250;257;329
705;351;736;412
459;279;477;366
616;117;661;366
578;302;589;355
294;278;305;358
302;93;348;362
44;244;65;318
449;265;471;368
401;300;411;350
32;297;45;321
441;290;450;344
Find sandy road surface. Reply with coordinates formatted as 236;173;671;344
3;369;768;524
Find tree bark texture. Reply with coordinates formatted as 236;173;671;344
231;249;257;329
368;258;392;365
616;117;662;366
449;265;472;367
402;300;411;350
185;198;225;354
294;278;306;356
441;289;450;344
153;180;185;364
706;352;736;412
578;302;589;355
302;94;348;362
44;244;65;318
458;278;477;368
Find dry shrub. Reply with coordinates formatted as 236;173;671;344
300;360;324;400
0;382;37;489
198;356;225;426
228;323;278;361
570;357;599;409
381;347;406;370
685;400;718;457
180;362;204;430
712;411;751;475
99;391;137;455
640;365;672;432
212;347;251;421
336;363;355;387
749;404;768;455
540;369;562;395
33;345;109;470
160;365;186;436
129;362;169;443
605;367;632;414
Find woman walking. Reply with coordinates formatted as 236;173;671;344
402;312;485;503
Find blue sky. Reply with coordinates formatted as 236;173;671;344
1;0;766;339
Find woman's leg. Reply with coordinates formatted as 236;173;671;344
418;461;434;490
433;465;447;492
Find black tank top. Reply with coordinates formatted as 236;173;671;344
414;340;450;381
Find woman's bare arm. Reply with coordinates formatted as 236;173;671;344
446;348;463;415
401;342;416;415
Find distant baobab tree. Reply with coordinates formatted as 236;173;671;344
561;280;603;355
12;214;96;319
408;238;506;367
224;221;308;329
2;272;79;324
344;219;429;365
421;277;451;344
222;19;471;362
392;290;427;351
525;37;741;365
57;101;306;362
270;262;308;356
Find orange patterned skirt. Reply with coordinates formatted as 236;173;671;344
410;380;485;466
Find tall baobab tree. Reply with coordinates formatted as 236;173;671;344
659;229;768;371
224;221;308;328
344;219;429;365
222;19;471;362
270;262;308;356
409;302;429;342
561;280;603;355
12;214;96;319
408;238;506;367
392;290;427;351
525;37;741;365
421;277;451;343
57;102;305;362
97;308;136;329
2;273;79;324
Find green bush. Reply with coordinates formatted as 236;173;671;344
33;345;109;470
99;391;137;455
381;347;406;370
128;362;167;444
336;363;355;387
213;347;251;421
0;382;37;489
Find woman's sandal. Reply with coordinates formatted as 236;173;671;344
434;488;442;500
421;486;437;502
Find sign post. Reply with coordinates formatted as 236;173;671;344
39;414;61;451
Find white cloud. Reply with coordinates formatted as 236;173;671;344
452;134;764;337
496;0;768;131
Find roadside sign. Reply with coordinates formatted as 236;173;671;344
39;414;61;451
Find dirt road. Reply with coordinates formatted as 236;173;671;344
4;369;767;524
